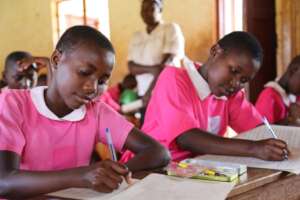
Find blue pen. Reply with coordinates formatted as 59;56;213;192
105;128;133;185
105;128;118;161
262;116;288;159
262;117;278;138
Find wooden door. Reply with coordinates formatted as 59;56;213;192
243;0;277;103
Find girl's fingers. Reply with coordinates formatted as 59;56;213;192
125;172;134;185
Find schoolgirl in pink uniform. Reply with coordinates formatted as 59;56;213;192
121;31;289;162
256;55;300;126
0;26;170;199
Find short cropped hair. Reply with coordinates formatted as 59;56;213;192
218;31;263;63
122;74;137;89
142;0;163;10
4;51;32;70
55;25;115;54
288;55;300;71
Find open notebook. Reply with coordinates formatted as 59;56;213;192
48;180;133;200
48;174;234;200
198;125;300;174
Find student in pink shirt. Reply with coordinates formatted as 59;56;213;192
0;26;170;199
256;55;300;126
121;31;289;162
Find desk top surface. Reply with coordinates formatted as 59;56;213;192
228;167;289;197
30;167;291;200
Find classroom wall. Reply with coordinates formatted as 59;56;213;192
2;1;300;85
276;0;300;75
0;0;54;75
0;0;215;85
109;0;216;85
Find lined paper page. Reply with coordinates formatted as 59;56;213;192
235;125;300;147
198;125;300;174
110;174;235;200
48;174;234;200
48;180;132;200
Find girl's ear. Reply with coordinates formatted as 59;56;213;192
49;49;62;81
50;49;62;69
2;71;7;82
210;44;224;58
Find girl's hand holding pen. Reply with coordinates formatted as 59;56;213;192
102;128;134;187
261;116;289;160
82;160;130;193
253;138;290;161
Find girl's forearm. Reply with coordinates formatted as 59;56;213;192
0;167;88;199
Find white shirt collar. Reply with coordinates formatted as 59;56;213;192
182;57;227;101
145;21;164;35
30;86;86;121
1;86;8;92
265;80;296;106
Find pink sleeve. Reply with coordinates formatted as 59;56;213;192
99;92;121;111
0;91;25;155
106;85;120;103
255;88;286;123
98;102;133;152
142;68;198;147
229;90;262;133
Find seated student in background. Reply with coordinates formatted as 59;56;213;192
107;74;137;104
256;55;300;126
100;74;137;111
0;51;49;90
0;26;170;199
121;31;289;163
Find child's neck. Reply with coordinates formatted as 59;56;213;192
198;63;209;82
278;75;289;93
44;86;74;118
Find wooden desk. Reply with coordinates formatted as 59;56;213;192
29;168;300;200
228;168;300;200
